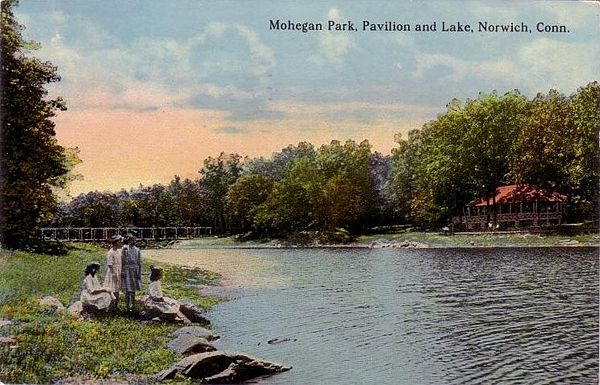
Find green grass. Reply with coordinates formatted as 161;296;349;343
0;243;221;384
156;262;221;309
356;231;600;247
174;237;238;248
176;231;599;249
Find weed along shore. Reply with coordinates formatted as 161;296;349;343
0;243;290;384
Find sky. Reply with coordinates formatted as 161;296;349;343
14;0;600;196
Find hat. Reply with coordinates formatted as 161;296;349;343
111;234;123;242
85;262;101;275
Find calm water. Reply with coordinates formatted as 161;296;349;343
149;247;599;385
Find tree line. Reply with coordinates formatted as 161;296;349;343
51;142;396;241
52;82;599;240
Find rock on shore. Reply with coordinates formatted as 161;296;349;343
156;351;291;383
369;239;428;248
158;325;290;383
166;334;216;355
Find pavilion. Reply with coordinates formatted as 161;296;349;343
452;184;566;230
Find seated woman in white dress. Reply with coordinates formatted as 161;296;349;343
81;262;115;312
144;266;190;324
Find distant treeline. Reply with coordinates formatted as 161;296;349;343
52;82;599;237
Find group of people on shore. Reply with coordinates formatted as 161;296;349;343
79;234;189;323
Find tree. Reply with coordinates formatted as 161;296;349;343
509;89;571;192
314;139;375;231
200;153;242;233
245;142;316;180
254;157;324;235
226;173;273;232
509;84;600;222
1;0;77;248
565;82;600;221
389;129;425;223
167;176;208;226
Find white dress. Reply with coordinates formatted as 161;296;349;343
103;247;122;292
81;275;115;311
144;281;180;315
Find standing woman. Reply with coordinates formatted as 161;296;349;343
121;233;142;312
103;235;123;307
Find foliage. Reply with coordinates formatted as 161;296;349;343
200;153;243;233
389;85;599;227
509;89;571;191
226;173;274;233
0;0;79;249
566;82;600;220
252;139;377;237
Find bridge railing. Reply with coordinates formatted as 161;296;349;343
40;227;213;242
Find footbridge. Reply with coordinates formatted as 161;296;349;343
40;227;213;242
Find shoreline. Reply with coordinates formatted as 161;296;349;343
165;232;600;250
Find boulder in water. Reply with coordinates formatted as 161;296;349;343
156;351;291;382
178;300;211;325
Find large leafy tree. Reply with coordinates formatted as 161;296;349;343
254;157;324;235
510;84;600;221
509;89;571;192
226;173;273;233
1;0;75;248
566;82;600;220
314;139;375;231
200;153;242;234
253;140;376;236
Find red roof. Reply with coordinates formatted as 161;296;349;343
470;184;566;207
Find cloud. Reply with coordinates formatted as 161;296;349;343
214;126;249;134
538;1;599;29
22;13;276;112
234;25;277;77
309;7;355;69
267;100;438;123
411;37;597;95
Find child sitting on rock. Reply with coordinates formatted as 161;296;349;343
81;262;115;312
143;265;191;324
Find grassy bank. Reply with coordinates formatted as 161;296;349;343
356;231;600;248
0;243;220;384
172;231;599;249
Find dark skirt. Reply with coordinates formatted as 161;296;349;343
121;264;141;292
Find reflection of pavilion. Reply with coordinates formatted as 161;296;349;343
453;184;566;230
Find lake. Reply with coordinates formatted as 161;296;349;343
147;247;599;385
